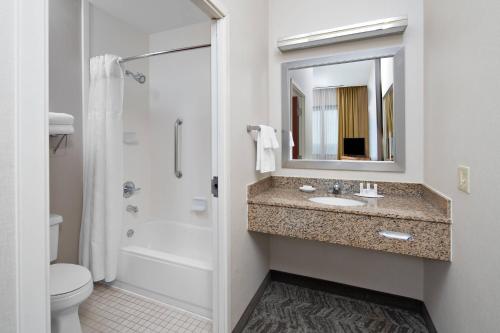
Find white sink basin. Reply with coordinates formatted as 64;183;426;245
308;197;366;207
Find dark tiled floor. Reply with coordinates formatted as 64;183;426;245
242;281;429;333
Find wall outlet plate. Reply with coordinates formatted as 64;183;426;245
458;165;470;194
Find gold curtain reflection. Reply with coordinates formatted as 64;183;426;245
384;86;394;138
337;86;369;158
383;86;394;160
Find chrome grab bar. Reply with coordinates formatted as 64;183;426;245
174;118;183;178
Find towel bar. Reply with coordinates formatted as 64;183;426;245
246;125;277;133
50;134;68;153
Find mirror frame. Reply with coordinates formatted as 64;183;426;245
281;46;405;172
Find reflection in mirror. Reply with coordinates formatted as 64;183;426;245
290;80;305;159
289;57;394;162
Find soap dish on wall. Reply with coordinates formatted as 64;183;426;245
191;197;208;212
123;131;139;145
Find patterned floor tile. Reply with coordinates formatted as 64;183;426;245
242;282;429;333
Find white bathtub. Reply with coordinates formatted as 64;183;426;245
114;220;213;318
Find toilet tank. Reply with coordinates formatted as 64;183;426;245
49;214;63;262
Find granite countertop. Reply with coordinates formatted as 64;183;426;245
248;185;451;224
247;177;452;261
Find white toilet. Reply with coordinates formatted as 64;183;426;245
50;214;93;333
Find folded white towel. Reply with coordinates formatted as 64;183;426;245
49;112;74;125
49;124;74;135
255;125;279;173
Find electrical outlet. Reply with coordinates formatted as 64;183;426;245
458;165;470;194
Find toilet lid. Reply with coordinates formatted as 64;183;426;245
50;264;92;296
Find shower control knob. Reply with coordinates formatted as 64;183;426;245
123;181;141;198
126;205;139;213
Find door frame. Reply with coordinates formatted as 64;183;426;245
14;0;229;331
15;0;51;332
80;0;230;332
209;10;230;333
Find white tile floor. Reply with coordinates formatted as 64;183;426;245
80;283;212;333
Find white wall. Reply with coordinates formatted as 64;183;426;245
89;5;152;227
423;0;500;331
148;22;212;226
218;0;271;328
270;0;424;182
49;0;83;264
268;0;425;300
381;57;394;96
0;0;18;331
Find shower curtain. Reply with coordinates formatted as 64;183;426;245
80;54;124;282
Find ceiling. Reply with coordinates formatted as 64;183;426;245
313;60;375;88
89;0;210;34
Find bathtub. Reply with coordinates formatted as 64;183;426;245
113;220;213;318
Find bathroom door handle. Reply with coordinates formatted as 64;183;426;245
378;230;413;241
174;118;183;178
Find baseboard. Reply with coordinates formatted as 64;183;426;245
421;303;438;333
233;270;438;332
232;271;271;333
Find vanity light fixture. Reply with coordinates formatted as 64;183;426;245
277;16;408;52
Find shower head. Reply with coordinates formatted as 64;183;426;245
124;69;146;84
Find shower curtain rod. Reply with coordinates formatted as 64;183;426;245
118;43;211;64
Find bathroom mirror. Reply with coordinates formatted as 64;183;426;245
282;47;405;172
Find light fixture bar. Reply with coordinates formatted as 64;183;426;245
277;16;408;52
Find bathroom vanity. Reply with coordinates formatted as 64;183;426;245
247;177;451;261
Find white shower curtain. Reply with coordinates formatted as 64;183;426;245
80;54;124;282
312;88;338;160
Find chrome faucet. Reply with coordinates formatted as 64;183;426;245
123;181;141;198
328;180;343;195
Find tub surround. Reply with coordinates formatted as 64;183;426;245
115;220;213;317
247;176;451;261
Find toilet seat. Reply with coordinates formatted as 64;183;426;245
50;264;93;312
50;264;92;296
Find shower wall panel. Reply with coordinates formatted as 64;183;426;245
148;22;212;227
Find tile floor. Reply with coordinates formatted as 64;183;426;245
80;283;212;333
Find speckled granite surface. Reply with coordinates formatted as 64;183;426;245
247;176;452;261
248;188;449;223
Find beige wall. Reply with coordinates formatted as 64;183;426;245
423;0;500;331
0;0;18;331
271;237;424;299
220;0;271;328
269;0;424;182
267;0;425;299
49;0;83;264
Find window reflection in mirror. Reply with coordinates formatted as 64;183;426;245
289;57;394;162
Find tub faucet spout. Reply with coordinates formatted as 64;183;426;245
126;205;139;213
